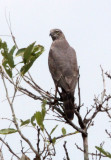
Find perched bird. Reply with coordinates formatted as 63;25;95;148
48;29;78;120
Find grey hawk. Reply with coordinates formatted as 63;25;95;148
48;29;78;120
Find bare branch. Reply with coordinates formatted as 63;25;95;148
65;118;87;136
105;72;111;79
0;122;12;151
37;127;40;154
105;129;111;138
5;11;19;49
1;72;39;156
83;67;111;130
0;149;4;160
75;143;106;158
55;131;79;140
63;141;70;160
100;66;106;104
0;137;20;159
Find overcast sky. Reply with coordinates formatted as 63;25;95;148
0;0;111;160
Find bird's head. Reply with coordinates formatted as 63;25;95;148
50;29;65;41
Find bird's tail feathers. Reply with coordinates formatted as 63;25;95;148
61;91;74;120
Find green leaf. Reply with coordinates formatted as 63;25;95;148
35;112;44;130
31;115;36;126
0;40;15;78
2;58;12;78
41;100;46;120
32;44;44;55
62;127;66;135
15;48;26;57
0;128;17;134
20;44;44;76
20;119;30;126
50;125;58;135
30;101;46;129
1;42;15;68
73;131;79;134
52;137;56;144
9;45;16;57
23;42;35;63
96;146;111;158
20;61;33;75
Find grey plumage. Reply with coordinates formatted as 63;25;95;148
48;29;78;120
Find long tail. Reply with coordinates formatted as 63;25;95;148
61;90;74;120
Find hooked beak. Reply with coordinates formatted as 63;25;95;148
49;32;52;37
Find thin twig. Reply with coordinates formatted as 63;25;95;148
37;127;40;154
2;94;24;102
5;11;19;49
0;137;20;159
100;66;106;104
75;143;106;158
63;141;70;160
105;72;111;79
0;122;12;150
56;131;79;140
1;73;39;156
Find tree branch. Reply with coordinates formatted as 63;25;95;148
63;141;70;160
1;72;39;156
0;137;20;159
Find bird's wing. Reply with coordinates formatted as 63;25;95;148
48;40;78;93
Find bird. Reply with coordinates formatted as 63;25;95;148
48;29;78;120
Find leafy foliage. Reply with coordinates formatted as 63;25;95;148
34;100;46;130
17;42;44;76
96;146;111;158
0;39;44;77
0;39;15;77
19;100;46;131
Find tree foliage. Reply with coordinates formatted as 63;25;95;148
0;38;111;160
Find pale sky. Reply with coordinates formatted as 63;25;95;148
0;0;111;160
